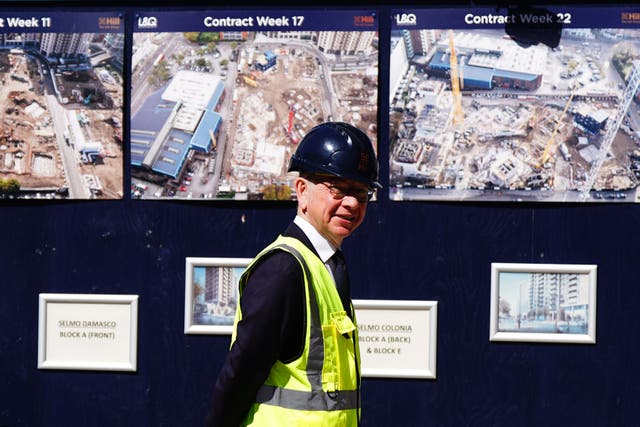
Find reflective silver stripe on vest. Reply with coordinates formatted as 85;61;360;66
276;244;324;390
256;384;359;411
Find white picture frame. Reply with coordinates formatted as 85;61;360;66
184;257;252;335
353;299;437;379
490;263;597;344
38;293;138;371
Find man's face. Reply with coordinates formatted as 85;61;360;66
296;174;371;248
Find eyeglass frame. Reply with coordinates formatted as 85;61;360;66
303;173;374;203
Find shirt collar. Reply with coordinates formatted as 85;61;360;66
294;215;337;263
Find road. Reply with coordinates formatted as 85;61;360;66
131;34;182;115
391;185;636;203
46;94;89;198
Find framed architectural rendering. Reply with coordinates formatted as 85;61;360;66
490;263;597;343
184;257;251;334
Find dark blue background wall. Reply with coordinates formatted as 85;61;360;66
2;2;640;426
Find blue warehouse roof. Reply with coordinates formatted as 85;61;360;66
130;86;174;167
207;81;225;111
429;50;539;89
190;110;222;152
460;64;493;89
493;69;538;82
429;51;493;89
152;128;192;178
188;80;225;152
428;51;451;71
130;79;226;178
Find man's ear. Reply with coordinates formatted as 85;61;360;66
294;178;309;213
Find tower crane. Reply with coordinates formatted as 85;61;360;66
538;91;575;167
448;30;464;125
579;61;640;199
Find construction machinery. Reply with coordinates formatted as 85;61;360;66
208;129;217;150
242;75;258;88
538;91;575;167
287;104;299;144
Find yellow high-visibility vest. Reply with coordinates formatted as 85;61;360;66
232;235;361;426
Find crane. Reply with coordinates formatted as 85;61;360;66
538;91;575;167
448;30;464;126
579;61;640;199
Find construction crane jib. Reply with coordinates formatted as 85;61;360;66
539;91;575;167
579;61;640;199
448;30;464;126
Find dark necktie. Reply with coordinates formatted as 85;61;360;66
328;250;352;317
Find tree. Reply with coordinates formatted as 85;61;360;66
276;185;292;200
183;32;200;43
612;50;637;81
498;298;511;317
193;282;204;300
149;61;171;85
0;178;20;196
198;33;219;44
7;179;19;193
192;281;204;312
262;184;276;200
262;184;292;200
195;58;208;68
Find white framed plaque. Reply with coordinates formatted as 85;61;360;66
38;293;139;372
353;299;437;379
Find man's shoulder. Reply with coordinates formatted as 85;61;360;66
243;247;305;300
250;247;303;278
257;245;300;265
244;224;315;284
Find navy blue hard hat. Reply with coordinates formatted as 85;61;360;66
288;122;382;189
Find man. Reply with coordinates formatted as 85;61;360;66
207;122;381;427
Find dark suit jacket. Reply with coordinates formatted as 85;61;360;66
206;222;319;427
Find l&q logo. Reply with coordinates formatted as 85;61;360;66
138;16;158;28
395;13;417;25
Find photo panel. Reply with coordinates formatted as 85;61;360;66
390;7;640;202
490;263;597;343
184;257;252;334
0;11;124;200
132;10;378;201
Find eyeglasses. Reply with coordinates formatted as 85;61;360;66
312;180;374;203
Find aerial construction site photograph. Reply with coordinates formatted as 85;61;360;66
131;10;378;201
390;7;640;202
0;12;124;200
